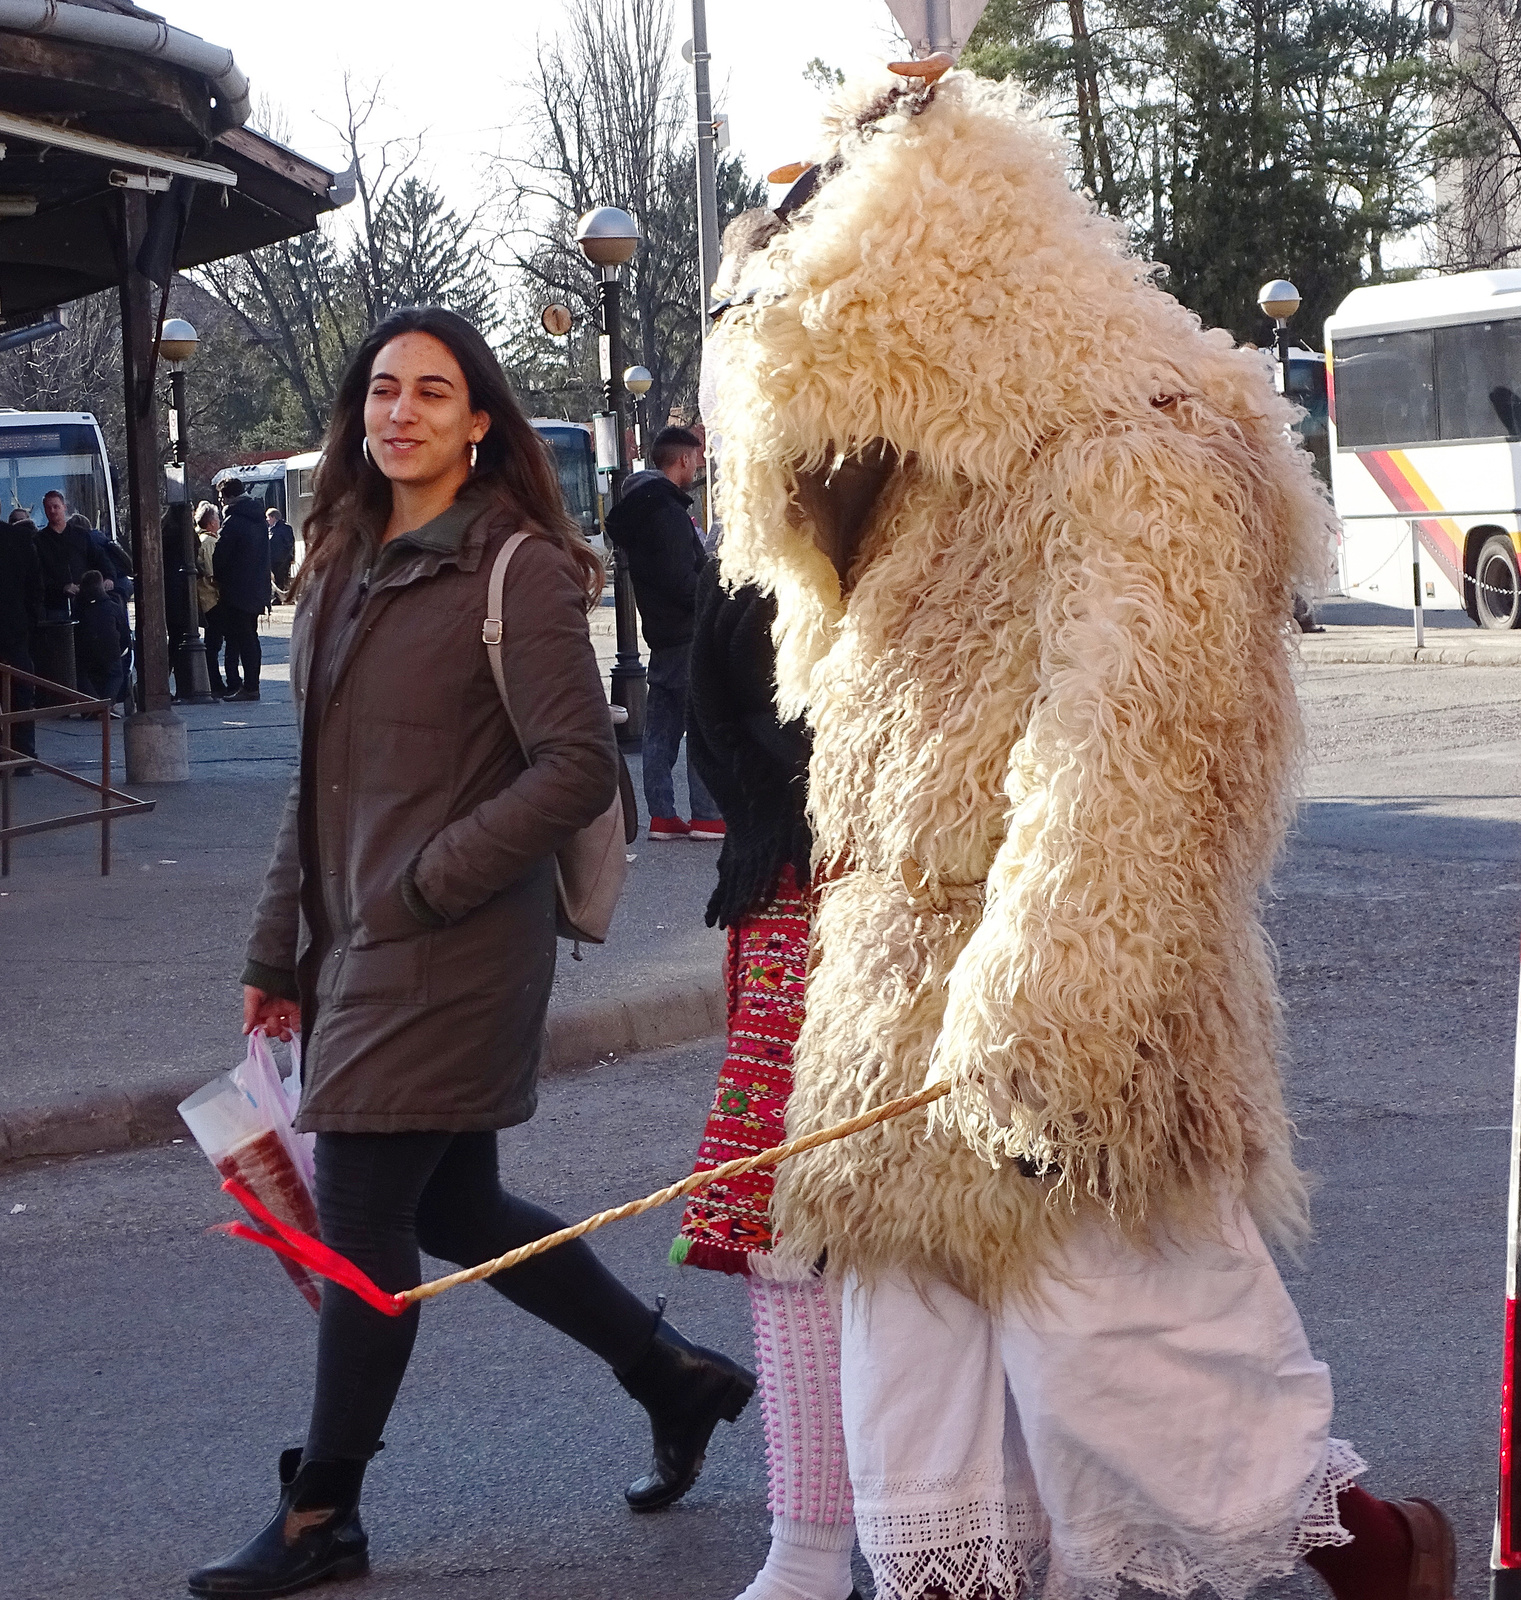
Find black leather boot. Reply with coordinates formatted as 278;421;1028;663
187;1449;369;1598
617;1308;757;1512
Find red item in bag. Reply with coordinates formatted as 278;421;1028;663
180;1041;323;1313
214;1130;322;1310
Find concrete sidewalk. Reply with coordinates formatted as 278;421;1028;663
1301;595;1521;664
0;604;727;1164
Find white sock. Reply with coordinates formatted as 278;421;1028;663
733;1516;856;1600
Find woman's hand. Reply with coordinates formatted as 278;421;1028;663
243;985;301;1041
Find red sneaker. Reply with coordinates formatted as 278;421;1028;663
648;816;691;841
689;819;726;841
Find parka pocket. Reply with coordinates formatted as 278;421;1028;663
334;934;431;1005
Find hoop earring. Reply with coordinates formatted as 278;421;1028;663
361;437;371;465
469;442;478;471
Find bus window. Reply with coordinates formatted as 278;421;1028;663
1434;319;1521;440
1330;330;1436;449
535;425;599;538
0;421;113;532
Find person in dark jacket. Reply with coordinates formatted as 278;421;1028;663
35;490;91;619
161;506;193;676
74;569;131;705
604;426;723;842
267;505;297;597
189;307;754;1600
0;513;42;767
73;511;134;601
212;479;272;701
672;562;863;1600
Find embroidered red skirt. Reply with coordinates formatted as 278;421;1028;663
671;865;811;1275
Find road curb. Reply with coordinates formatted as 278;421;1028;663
0;975;726;1167
1301;639;1521;666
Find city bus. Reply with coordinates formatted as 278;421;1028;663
211;450;319;541
1324;270;1521;627
0;410;117;536
529;418;600;548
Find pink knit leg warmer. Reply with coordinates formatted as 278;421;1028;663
737;1276;856;1600
749;1274;855;1527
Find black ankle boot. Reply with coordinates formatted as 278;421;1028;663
617;1308;756;1512
187;1448;369;1598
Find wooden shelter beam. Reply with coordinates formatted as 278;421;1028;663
116;187;170;715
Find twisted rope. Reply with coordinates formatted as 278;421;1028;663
400;1078;953;1307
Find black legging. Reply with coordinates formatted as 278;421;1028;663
306;1131;658;1463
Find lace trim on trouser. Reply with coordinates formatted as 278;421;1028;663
854;1477;1047;1600
749;1276;855;1526
857;1439;1366;1600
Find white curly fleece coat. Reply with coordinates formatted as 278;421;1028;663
712;71;1335;1304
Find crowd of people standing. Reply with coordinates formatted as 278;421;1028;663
0;488;135;772
0;472;295;769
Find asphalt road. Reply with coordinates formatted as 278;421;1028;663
5;659;1521;1600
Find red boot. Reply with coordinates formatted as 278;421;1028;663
1304;1486;1456;1600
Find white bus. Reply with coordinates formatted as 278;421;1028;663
212;450;320;543
1325;270;1521;627
0;410;118;536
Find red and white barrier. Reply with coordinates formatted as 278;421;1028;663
1493;952;1521;1596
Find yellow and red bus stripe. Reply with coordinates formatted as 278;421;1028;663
1356;449;1466;592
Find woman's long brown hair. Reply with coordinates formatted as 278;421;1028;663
294;305;604;607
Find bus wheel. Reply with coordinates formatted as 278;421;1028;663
1474;534;1521;629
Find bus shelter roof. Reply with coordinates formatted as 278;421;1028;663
0;1;349;322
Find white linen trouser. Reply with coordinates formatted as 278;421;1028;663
839;1203;1363;1600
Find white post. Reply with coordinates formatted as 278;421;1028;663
1410;519;1425;648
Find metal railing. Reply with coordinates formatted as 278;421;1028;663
0;662;155;876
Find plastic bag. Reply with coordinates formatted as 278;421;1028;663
179;1035;321;1312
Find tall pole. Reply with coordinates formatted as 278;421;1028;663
171;367;214;703
599;266;647;743
119;190;170;716
692;0;721;323
692;0;722;539
117;190;189;780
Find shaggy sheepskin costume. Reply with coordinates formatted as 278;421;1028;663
714;71;1332;1291
705;66;1454;1600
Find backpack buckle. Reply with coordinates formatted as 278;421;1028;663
482;619;503;645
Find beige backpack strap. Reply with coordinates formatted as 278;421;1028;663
483;530;533;741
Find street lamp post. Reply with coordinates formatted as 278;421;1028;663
1256;278;1301;401
576;206;647;745
158;317;215;704
624;365;653;468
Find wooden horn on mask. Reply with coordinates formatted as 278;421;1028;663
768;160;813;185
887;51;955;83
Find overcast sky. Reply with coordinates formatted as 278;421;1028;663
168;1;906;217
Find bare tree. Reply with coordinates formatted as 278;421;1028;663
492;0;763;424
196;81;502;442
1431;0;1521;269
0;293;125;459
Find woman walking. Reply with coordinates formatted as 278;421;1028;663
190;306;754;1599
672;561;858;1600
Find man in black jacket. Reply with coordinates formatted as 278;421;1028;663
35;490;92;619
605;427;724;842
266;507;296;598
0;514;42;767
211;479;271;702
